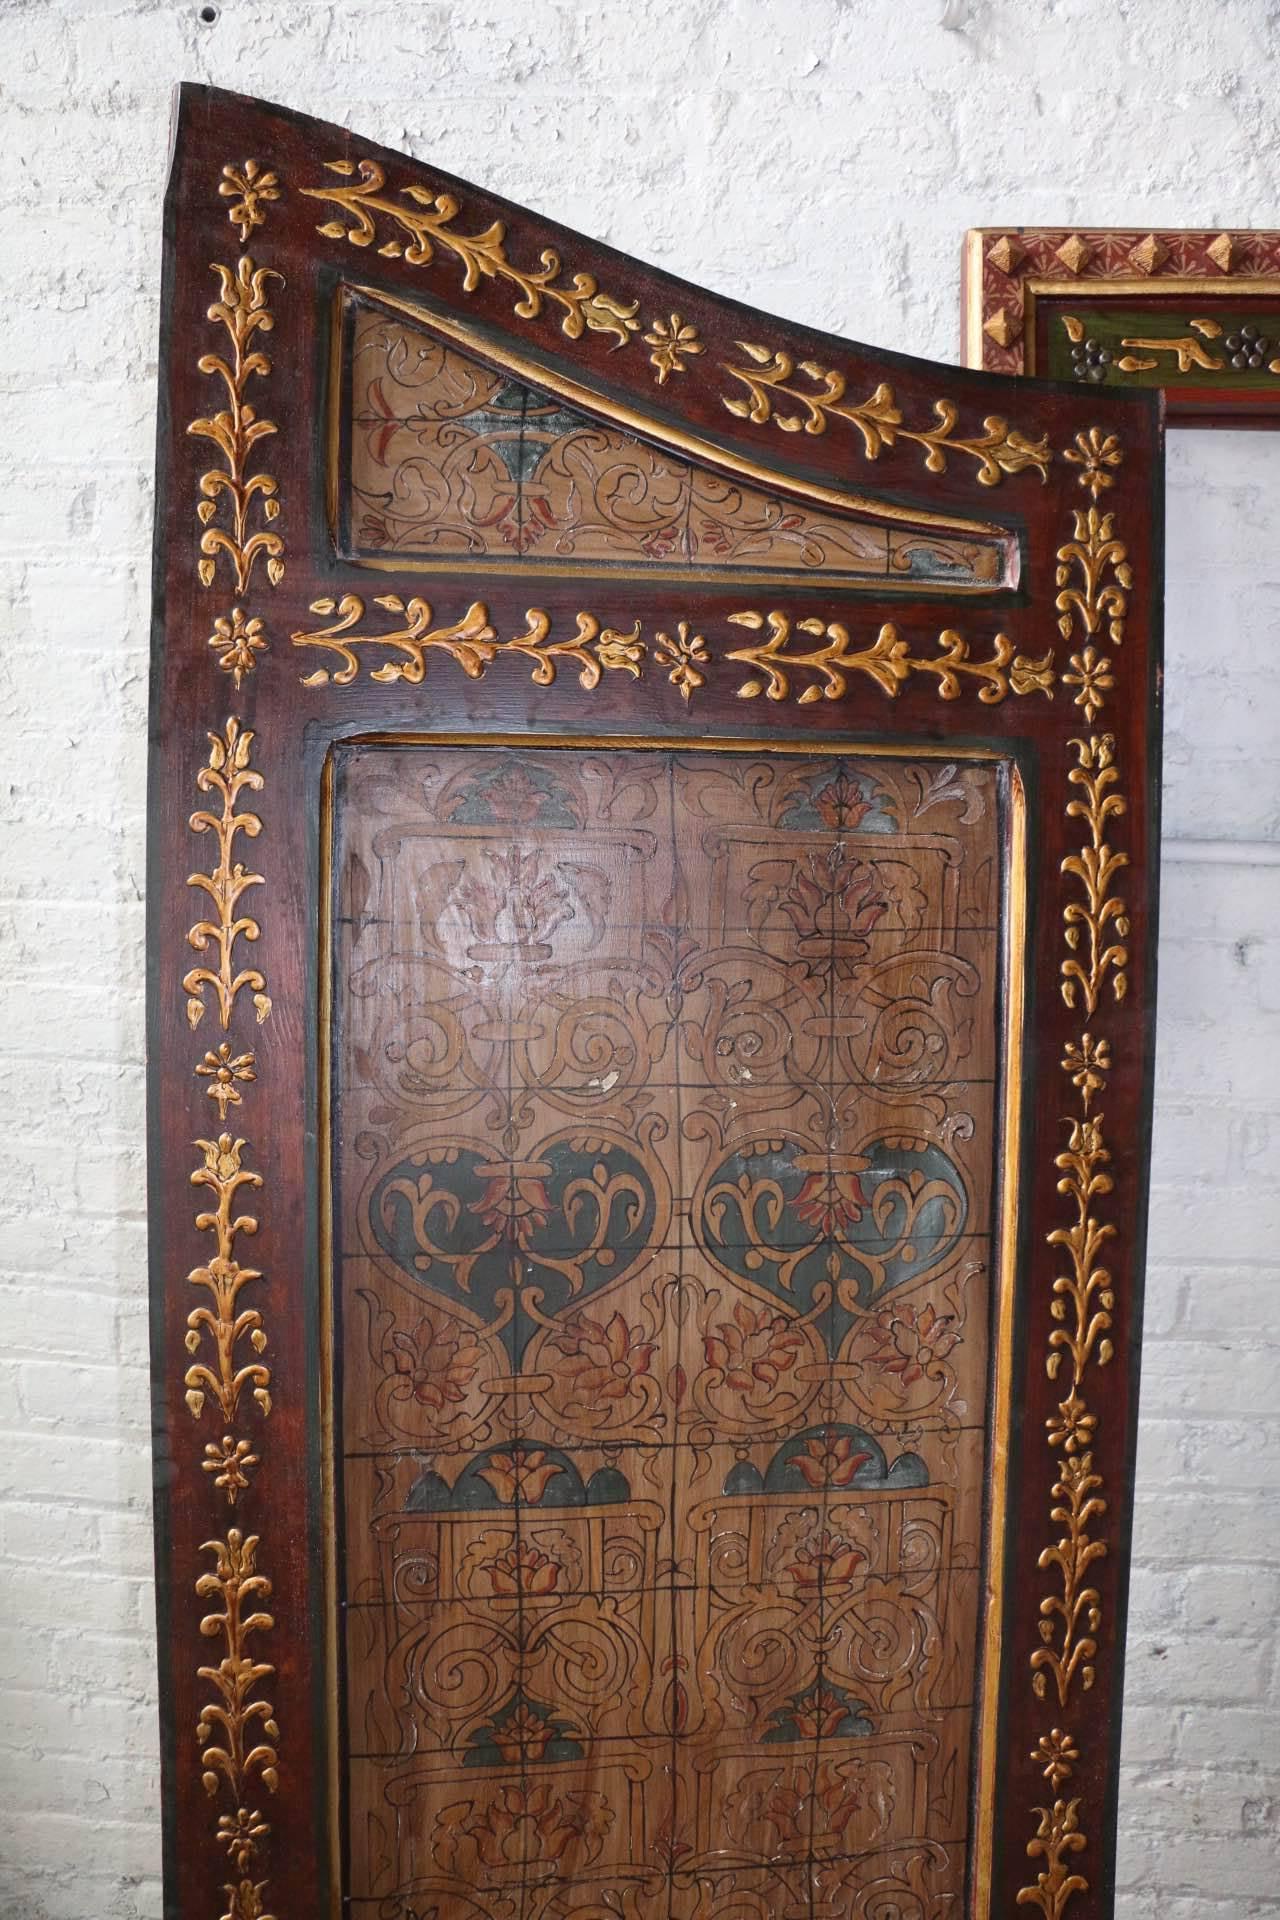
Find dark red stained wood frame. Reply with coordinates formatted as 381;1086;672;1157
149;86;1163;1920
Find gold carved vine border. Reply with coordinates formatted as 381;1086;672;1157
1017;429;1133;1920
290;593;1056;707
302;155;1051;487
180;158;285;1920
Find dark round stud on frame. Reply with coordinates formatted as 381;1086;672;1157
1224;323;1272;370
198;3;219;21
1070;337;1112;384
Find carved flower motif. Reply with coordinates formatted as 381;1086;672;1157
550;1310;655;1401
704;1301;804;1394
219;158;281;242
778;849;887;954
787;1530;866;1590
477;1445;563;1506
469;1161;554;1238
388;1313;482;1409
759;1761;865;1848
1063;644;1114;721
481;1543;563;1597
218;1805;269;1873
1065;426;1123;496
1047;1390;1096;1455
866;1302;961;1387
209;607;268;687
791;1155;868;1235
653;621;709;701
1061;1031;1111;1110
644;312;704;385
790;1430;873;1490
443;1782;612;1871
196;1042;257;1120
1032;1727;1080;1792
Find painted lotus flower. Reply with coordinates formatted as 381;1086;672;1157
550;1310;655;1401
779;849;887;949
791;1155;868;1236
811;766;875;831
782;1682;859;1740
482;1542;562;1597
472;763;546;824
476;1445;563;1506
388;1313;481;1409
442;1781;612;1873
469;1161;554;1237
762;1762;864;1849
489;1701;559;1764
790;1430;873;1490
704;1301;804;1393
867;1302;961;1386
787;1530;866;1591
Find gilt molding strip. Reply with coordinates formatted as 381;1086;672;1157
1018;433;1132;1919
291;594;1057;707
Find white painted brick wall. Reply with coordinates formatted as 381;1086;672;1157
2;2;1277;1914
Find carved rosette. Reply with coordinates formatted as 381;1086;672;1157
1018;432;1133;1918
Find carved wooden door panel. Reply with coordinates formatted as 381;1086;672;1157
149;88;1162;1920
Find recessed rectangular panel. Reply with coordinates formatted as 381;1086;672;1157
342;299;1007;587
330;742;1013;1914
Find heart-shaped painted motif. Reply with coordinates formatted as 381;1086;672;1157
371;1132;657;1369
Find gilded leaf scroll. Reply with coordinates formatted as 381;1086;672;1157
721;342;1052;486
184;1132;270;1427
292;594;1056;708
1061;734;1130;1017
188;256;285;594
184;720;272;1032
725;609;1054;705
1019;431;1136;1917
304;159;642;347
196;1527;279;1910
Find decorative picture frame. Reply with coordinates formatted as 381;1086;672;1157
964;227;1280;424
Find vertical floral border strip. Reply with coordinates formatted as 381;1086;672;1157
1018;431;1132;1919
181;162;285;1920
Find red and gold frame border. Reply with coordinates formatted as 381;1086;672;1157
964;226;1280;426
150;86;1163;1920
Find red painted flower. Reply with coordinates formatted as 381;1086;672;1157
791;1154;869;1236
704;1301;804;1394
786;1530;866;1591
477;1445;562;1505
469;1160;554;1237
476;763;546;824
784;1683;857;1740
791;1430;873;1490
867;1302;961;1386
490;1701;558;1764
388;1313;481;1409
550;1310;655;1401
482;1543;562;1597
812;767;875;831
